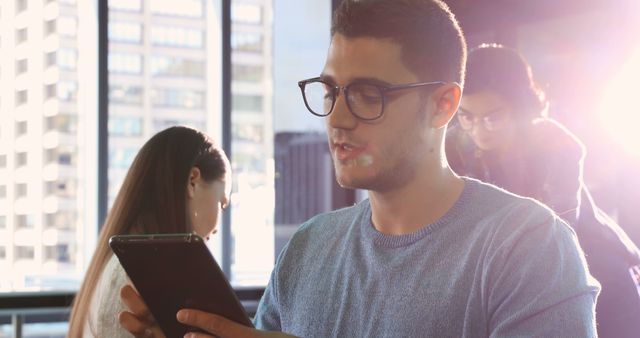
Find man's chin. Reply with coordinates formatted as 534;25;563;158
335;174;364;190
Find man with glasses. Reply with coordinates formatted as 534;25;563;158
119;1;599;337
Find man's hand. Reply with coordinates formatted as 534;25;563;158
177;309;296;338
119;284;295;338
119;284;165;338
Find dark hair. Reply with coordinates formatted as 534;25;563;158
465;44;547;119
331;0;467;86
67;126;229;337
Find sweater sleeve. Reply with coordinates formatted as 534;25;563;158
253;242;287;331
486;205;600;337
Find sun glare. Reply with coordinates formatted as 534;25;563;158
597;48;640;157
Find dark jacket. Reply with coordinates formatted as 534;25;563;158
446;118;640;338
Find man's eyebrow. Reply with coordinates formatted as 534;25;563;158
319;73;336;83
318;74;392;86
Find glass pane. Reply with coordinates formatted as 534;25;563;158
0;0;99;291
230;0;275;286
107;0;223;250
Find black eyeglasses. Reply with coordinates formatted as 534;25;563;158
456;108;510;131
297;77;445;121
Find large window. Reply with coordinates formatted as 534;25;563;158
0;0;98;295
0;0;334;308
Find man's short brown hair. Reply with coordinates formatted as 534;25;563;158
332;0;467;87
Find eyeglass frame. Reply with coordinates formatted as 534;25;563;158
297;76;446;121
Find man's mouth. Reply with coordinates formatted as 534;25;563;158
333;141;366;161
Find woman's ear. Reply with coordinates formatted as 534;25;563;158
431;83;462;129
186;167;202;199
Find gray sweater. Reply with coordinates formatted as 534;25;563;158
254;178;600;337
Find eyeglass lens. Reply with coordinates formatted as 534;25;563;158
302;81;384;120
457;112;506;131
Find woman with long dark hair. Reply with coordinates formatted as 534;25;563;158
447;44;640;338
67;126;231;337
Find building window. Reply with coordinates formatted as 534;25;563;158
231;3;262;24
45;149;75;165
44;211;75;230
44;19;56;36
109;85;143;105
16;121;27;136
108;53;143;74
0;247;6;260
152;119;205;134
232;64;263;83
109;148;137;169
15;27;28;44
108;116;143;137
150;0;202;18
233;123;264;143
15;89;27;106
232;94;263;112
231;33;263;53
151;88;205;109
58;81;77;101
44;180;76;197
44;51;56;68
109;0;141;12
15;152;27;167
15;214;34;229
44;245;70;262
0;216;5;228
15;0;27;14
45;114;77;133
15;246;35;260
0;186;6;199
58;49;76;69
151;26;203;48
16;58;28;75
44;83;56;99
150;56;205;77
109;22;142;43
0;154;6;168
15;183;27;198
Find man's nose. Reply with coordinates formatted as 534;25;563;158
327;89;358;130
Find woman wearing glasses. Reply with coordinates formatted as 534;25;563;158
446;43;640;338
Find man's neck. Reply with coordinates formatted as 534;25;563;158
368;167;465;236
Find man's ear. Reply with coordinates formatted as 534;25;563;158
431;83;462;129
186;167;201;199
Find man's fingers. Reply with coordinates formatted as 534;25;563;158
120;284;153;321
177;309;252;338
118;311;156;338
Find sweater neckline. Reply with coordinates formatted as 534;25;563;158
362;178;478;248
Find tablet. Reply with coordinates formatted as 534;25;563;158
109;233;254;337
